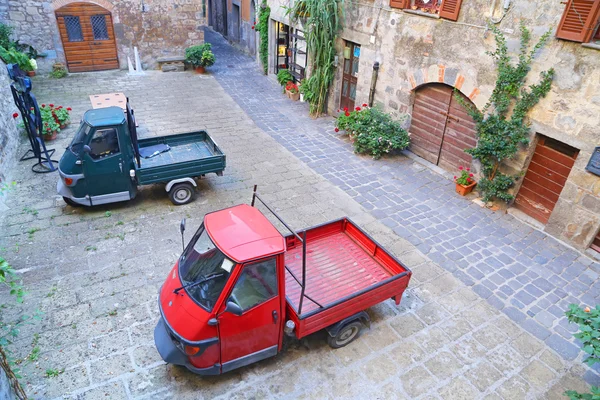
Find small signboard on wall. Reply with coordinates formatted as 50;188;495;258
586;147;600;176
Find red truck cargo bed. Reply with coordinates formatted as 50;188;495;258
284;218;411;339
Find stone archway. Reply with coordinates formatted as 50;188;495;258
52;0;114;12
407;64;484;109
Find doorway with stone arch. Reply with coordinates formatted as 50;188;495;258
409;83;478;172
55;2;119;72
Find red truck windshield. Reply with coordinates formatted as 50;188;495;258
179;224;235;311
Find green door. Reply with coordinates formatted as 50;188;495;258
82;126;133;205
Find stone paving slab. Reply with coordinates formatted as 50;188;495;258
204;29;600;373
0;30;594;399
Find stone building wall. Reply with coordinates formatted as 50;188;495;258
0;60;20;188
215;0;258;56
265;0;600;253
1;0;207;72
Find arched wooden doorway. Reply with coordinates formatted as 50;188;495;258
409;83;477;172
56;2;118;72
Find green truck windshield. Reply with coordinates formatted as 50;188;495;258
69;123;92;155
179;225;234;311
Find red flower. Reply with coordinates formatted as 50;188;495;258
334;127;340;132
49;104;54;107
345;111;350;117
337;109;340;112
467;178;472;183
355;106;361;111
459;166;463;170
453;176;457;179
466;167;470;171
251;26;255;29
41;104;46;107
362;103;368;107
469;173;474;177
67;107;72;111
343;107;348;112
12;112;18;118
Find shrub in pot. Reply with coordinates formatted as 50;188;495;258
185;43;216;73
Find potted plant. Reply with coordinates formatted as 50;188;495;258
185;43;216;73
276;69;294;93
50;62;68;79
454;166;476;196
285;81;300;101
53;105;72;128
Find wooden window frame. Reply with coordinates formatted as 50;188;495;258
389;0;463;21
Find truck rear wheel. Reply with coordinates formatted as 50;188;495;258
169;183;195;205
327;321;362;349
63;196;82;207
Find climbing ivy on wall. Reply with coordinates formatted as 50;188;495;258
255;2;270;75
288;0;343;116
457;24;554;203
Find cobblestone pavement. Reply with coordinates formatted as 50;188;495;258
206;29;600;369
0;34;593;399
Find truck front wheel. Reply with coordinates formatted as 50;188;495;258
327;321;362;349
169;183;195;205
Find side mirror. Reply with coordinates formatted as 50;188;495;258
225;301;243;316
83;145;91;154
179;218;186;252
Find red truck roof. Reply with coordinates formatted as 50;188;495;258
205;204;285;263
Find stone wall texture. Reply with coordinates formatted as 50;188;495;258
212;0;258;56
0;0;207;71
0;60;19;186
265;0;600;253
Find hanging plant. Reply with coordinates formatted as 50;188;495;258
456;24;554;203
255;2;270;75
287;0;344;117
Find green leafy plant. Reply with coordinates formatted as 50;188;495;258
564;304;600;399
454;166;475;186
45;368;64;378
185;43;216;68
49;62;68;79
276;69;293;87
336;105;409;159
0;23;13;50
287;0;343;116
0;47;32;71
254;2;270;74
456;24;554;203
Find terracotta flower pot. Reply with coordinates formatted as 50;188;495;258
195;65;206;74
27;71;35;77
43;131;58;141
455;181;476;196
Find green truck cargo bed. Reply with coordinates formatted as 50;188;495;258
136;131;226;185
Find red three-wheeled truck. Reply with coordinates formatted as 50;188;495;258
154;187;412;375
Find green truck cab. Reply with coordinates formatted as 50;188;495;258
57;104;226;207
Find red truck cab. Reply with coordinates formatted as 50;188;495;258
154;190;411;375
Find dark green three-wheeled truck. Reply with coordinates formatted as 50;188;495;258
57;102;226;206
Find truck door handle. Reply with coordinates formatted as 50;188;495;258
272;310;278;324
119;162;123;173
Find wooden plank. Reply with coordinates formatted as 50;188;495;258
536;144;577;168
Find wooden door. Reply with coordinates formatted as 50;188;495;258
340;42;360;111
591;230;600;253
409;83;477;171
56;3;119;72
514;136;579;224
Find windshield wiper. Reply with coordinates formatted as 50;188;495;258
173;272;225;295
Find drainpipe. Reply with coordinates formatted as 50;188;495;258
368;61;380;107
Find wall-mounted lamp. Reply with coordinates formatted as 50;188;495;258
333;55;339;67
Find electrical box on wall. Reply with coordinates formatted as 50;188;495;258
585;147;600;176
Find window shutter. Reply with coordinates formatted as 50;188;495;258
556;0;600;42
439;0;463;21
390;0;409;9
